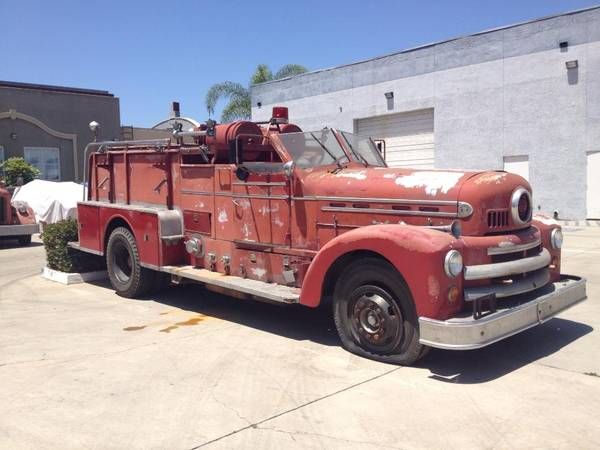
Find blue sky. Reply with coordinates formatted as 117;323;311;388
1;0;597;126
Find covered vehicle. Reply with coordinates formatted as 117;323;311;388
11;179;85;224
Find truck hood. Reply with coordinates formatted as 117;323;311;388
298;165;532;235
299;166;480;202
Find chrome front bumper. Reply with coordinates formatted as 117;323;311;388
418;275;586;350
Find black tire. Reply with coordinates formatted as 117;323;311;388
17;235;32;246
106;227;154;298
333;257;425;366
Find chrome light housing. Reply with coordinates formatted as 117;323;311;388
511;187;532;225
444;250;463;278
550;228;563;249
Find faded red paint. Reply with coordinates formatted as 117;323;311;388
77;108;561;322
0;185;36;228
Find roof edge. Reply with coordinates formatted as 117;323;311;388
0;80;114;97
253;4;600;87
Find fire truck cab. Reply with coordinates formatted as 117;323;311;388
73;107;586;365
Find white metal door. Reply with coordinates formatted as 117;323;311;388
356;109;434;168
587;151;600;219
503;155;530;182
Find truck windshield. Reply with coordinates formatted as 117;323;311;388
278;129;386;168
278;130;349;168
339;131;386;167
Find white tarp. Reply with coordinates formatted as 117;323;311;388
11;180;85;224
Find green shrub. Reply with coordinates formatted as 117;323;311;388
42;219;105;273
0;157;40;186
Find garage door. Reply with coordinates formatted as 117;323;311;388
356;109;434;168
587;151;600;219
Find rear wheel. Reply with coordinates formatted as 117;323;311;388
333;257;425;365
106;227;154;298
17;235;32;246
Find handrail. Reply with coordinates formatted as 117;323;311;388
172;130;207;138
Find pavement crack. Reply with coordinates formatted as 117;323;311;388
536;362;599;379
188;366;402;449
210;393;252;426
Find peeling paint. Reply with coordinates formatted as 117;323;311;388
473;172;507;185
383;173;396;179
259;204;280;216
498;240;516;248
427;275;440;302
335;170;367;180
251;267;267;278
217;209;228;223
395;171;464;196
242;223;251;239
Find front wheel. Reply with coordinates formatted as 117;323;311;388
106;227;154;298
333;257;426;365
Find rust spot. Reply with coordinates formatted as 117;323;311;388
175;316;205;326
123;325;146;331
427;275;440;303
159;325;179;333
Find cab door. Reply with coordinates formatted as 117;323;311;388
230;163;290;246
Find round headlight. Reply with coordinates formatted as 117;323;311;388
444;250;463;278
511;187;532;225
550;228;563;249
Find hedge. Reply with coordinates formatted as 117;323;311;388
0;157;40;186
42;219;105;273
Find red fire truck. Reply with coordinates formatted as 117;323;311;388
73;107;586;364
0;184;38;246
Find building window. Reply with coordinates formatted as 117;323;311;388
24;147;60;181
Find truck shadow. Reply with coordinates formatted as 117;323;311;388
99;281;592;382
141;283;341;347
420;318;593;384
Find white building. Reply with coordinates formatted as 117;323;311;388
251;6;600;220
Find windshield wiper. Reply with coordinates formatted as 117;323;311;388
310;132;343;170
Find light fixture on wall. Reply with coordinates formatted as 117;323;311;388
256;102;262;108
559;41;568;51
89;120;100;142
384;91;394;111
565;60;578;70
9;132;17;140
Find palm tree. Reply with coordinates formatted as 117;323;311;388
205;64;308;122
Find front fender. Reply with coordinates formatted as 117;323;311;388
300;224;465;320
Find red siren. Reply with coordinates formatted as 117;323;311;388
271;106;289;124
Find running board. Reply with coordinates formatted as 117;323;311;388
160;265;300;304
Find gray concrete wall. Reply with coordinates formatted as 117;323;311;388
251;7;600;220
0;85;120;181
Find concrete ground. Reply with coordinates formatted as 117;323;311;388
0;228;599;450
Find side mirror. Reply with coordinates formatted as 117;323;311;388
235;165;250;181
283;161;295;179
